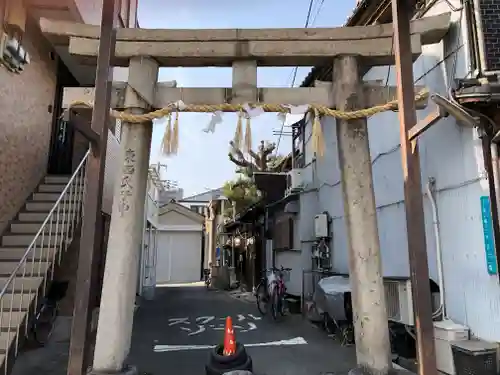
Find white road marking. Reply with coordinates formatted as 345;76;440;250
169;314;260;336
240;322;257;332
153;336;308;352
247;314;262;321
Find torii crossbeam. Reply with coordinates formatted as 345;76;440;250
40;14;449;67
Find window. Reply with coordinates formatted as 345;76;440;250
273;213;294;251
190;205;206;215
292;118;306;168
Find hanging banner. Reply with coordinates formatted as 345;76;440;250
480;196;498;275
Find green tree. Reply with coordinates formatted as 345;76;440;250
222;177;260;218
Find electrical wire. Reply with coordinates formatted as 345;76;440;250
275;0;317;155
310;0;325;26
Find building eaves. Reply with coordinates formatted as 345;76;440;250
300;0;393;88
182;187;224;202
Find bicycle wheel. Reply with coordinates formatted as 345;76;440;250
270;286;279;321
33;303;58;345
256;282;268;315
279;294;286;316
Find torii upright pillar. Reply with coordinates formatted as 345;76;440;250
90;57;159;375
333;56;392;375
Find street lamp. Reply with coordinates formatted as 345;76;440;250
233;236;242;247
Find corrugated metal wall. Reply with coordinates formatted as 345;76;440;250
298;1;500;342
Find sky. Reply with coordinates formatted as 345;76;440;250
137;0;357;197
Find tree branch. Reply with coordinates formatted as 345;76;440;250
263;142;276;157
229;140;247;160
248;149;259;161
228;153;251;168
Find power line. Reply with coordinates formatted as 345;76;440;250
310;0;325;26
275;0;318;155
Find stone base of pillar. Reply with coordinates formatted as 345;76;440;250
348;364;415;375
88;365;138;375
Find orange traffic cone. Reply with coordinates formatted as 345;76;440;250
222;316;236;356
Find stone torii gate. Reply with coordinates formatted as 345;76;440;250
39;2;451;375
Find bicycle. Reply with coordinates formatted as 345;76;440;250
31;297;59;345
255;266;291;321
203;263;212;289
29;281;68;346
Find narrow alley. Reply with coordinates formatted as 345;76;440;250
129;285;357;375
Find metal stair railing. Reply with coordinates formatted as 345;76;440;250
0;150;90;371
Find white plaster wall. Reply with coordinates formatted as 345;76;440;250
298;2;500;342
273;215;306;296
275;251;302;296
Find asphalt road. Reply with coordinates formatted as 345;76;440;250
129;284;357;375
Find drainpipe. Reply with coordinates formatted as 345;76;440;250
480;131;500;279
426;178;446;319
472;0;487;75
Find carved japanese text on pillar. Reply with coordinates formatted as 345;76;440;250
119;148;136;215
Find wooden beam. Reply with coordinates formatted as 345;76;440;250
391;1;438;375
67;35;422;67
39;12;450;46
408;106;446;141
63;83;428;109
67;111;101;147
67;0;118;373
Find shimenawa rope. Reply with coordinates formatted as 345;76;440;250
67;88;429;158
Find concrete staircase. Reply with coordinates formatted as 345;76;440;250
0;153;88;374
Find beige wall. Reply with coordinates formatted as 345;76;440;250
74;0;138;26
74;0;101;25
0;18;57;233
159;211;203;227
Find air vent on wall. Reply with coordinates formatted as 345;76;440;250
384;279;414;326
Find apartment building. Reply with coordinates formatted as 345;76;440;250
0;0;138;372
0;0;137;234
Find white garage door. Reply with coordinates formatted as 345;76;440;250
156;231;202;284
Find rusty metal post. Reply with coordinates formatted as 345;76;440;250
67;0;118;374
391;1;438;375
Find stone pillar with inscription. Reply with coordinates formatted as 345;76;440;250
91;57;159;375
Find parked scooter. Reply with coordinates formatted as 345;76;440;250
203;262;212;289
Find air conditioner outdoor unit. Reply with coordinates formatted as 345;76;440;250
286;168;305;194
384;279;414;326
0;32;29;73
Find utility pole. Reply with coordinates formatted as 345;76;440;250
333;55;392;375
391;1;438;375
67;0;118;373
91;56;159;375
